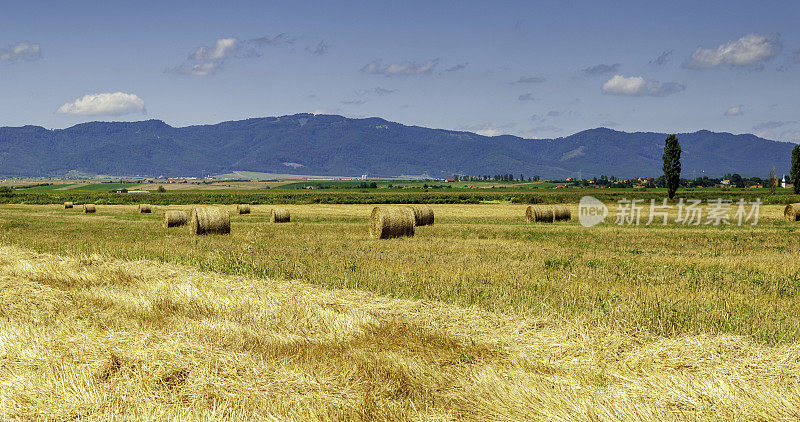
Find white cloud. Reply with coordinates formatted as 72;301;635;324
167;61;221;76
751;121;792;132
582;63;619;76
445;63;468;72
311;41;328;55
312;108;342;115
511;76;546;84
601;74;685;97
0;42;42;63
528;125;562;135
361;59;438;76
724;105;744;116
170;35;298;76
457;122;517;137
750;121;800;142
191;38;240;60
475;129;504;137
252;33;291;46
781;130;800;143
373;87;396;96
684;34;781;69
56;92;146;116
650;50;673;66
354;87;397;96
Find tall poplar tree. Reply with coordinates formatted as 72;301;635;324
663;134;681;199
791;144;800;194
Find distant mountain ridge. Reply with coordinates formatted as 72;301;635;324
0;113;794;178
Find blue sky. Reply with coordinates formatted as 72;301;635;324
1;0;799;141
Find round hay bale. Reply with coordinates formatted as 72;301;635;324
190;207;230;235
370;206;415;239
237;204;251;214
139;204;152;213
64;202;73;209
526;205;554;222
163;210;188;228
270;207;290;223
552;205;571;222
526;205;571;223
83;204;96;214
785;203;800;221
406;204;434;226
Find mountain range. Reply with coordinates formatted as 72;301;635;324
0;113;794;179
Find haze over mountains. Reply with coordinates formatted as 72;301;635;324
0;113;794;179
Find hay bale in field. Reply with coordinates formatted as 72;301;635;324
370;206;415;239
139;204;152;213
406;204;434;226
190;207;230;235
552;205;571;221
83;204;96;214
64;202;73;209
271;207;290;223
526;205;553;222
785;203;800;221
163;210;188;228
526;205;571;222
237;204;251;214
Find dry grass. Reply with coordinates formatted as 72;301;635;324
1;203;800;344
1;245;799;420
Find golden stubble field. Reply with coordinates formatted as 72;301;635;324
1;203;800;420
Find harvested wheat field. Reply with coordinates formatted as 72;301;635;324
1;245;799;420
1;203;800;419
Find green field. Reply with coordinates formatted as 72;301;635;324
276;179;560;190
15;183;76;191
69;182;140;191
2;186;797;206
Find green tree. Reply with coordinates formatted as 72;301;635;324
730;173;744;188
157;185;166;193
662;134;681;199
791;144;800;194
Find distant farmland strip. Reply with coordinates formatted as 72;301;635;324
69;183;140;191
16;183;75;191
1;188;797;205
